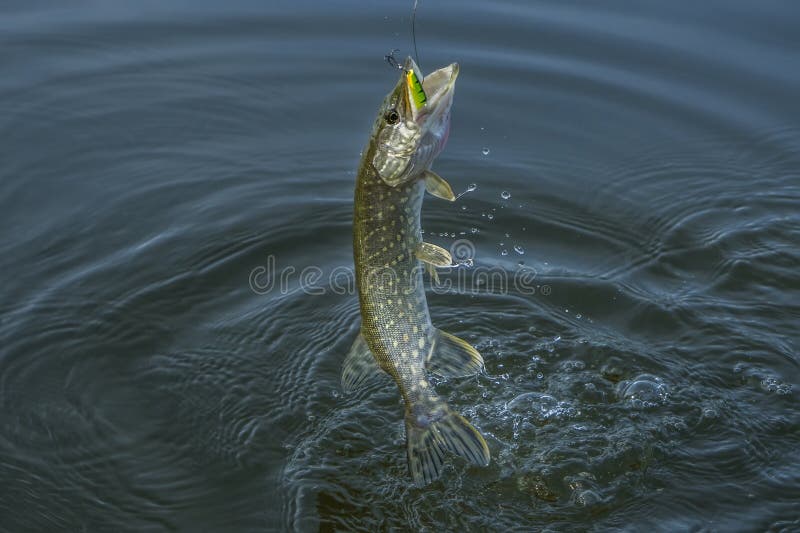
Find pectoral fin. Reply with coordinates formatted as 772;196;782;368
415;242;452;267
341;333;385;393
425;328;484;378
423;170;456;201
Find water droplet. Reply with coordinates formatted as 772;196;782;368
537;372;544;379
501;190;511;199
487;213;494;220
470;227;479;234
501;249;508;256
466;183;477;192
481;147;490;155
505;232;510;238
514;245;525;255
576;313;582;319
461;205;467;210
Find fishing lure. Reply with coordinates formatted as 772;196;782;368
406;68;427;109
385;49;428;110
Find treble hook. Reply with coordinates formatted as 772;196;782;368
385;48;404;71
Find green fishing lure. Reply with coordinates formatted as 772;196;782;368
406;69;427;109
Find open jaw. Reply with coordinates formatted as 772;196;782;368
402;57;459;121
421;62;459;109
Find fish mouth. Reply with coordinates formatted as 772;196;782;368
401;57;459;123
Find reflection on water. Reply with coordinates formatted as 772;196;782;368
0;0;798;530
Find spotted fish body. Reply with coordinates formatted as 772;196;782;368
343;57;490;485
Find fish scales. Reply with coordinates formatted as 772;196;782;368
354;167;433;402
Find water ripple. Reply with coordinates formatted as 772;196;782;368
0;0;798;530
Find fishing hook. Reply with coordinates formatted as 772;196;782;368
385;48;404;70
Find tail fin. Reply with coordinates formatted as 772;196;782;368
405;403;490;485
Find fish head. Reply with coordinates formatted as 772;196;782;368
371;57;459;187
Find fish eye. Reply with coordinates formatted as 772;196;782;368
385;109;400;125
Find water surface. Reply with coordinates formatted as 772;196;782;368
1;0;798;531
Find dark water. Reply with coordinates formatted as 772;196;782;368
1;0;799;530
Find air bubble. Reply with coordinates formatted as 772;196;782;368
575;490;601;507
761;377;793;395
620;374;669;406
501;249;508;256
501;191;511;199
481;147;490;155
514;245;525;255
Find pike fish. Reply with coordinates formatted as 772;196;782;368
343;57;490;485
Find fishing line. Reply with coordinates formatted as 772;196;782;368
384;1;423;77
411;0;422;76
